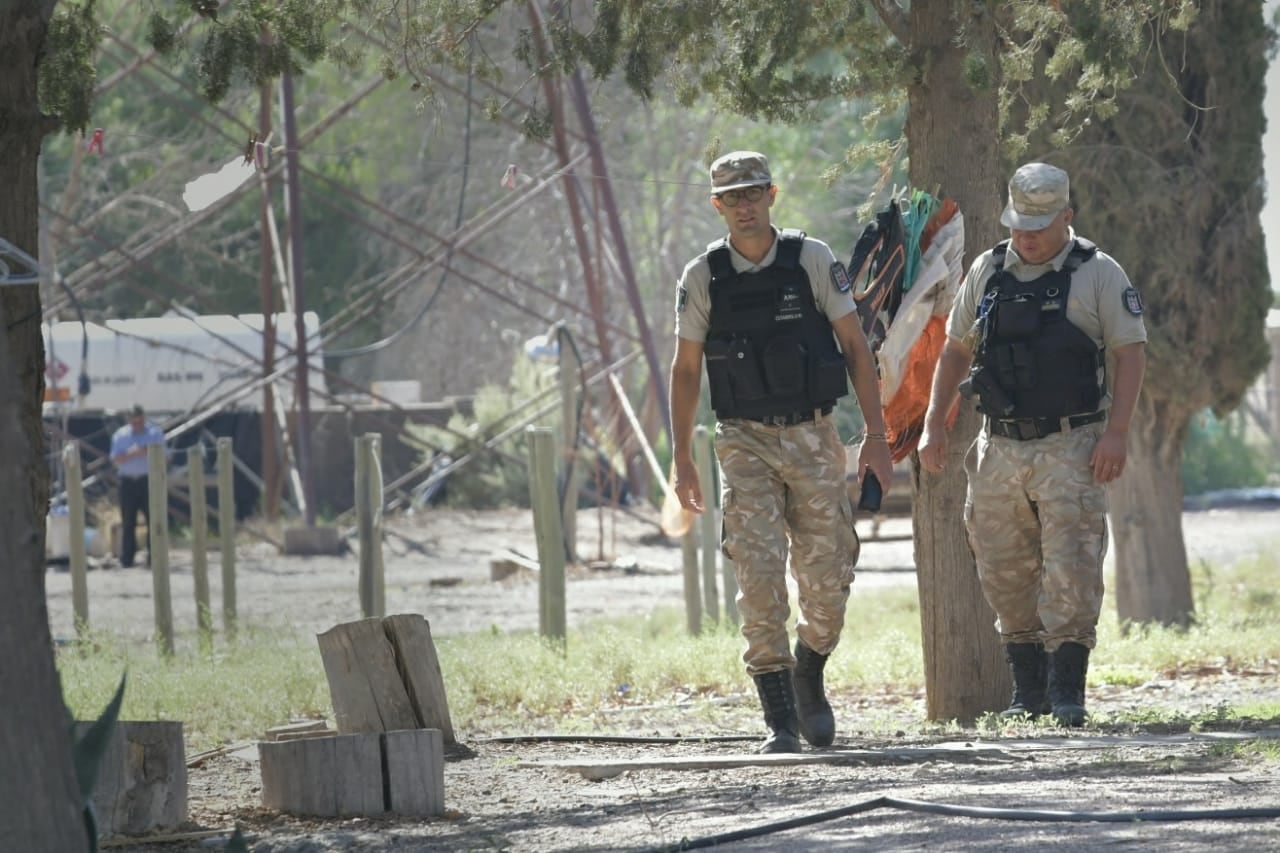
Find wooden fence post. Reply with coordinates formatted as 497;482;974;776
217;437;237;639
356;433;385;618
558;341;579;562
187;446;213;651
148;444;173;656
63;441;89;634
694;426;719;624
527;427;566;643
681;524;701;636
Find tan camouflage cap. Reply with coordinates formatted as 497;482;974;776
1000;162;1070;230
710;150;772;194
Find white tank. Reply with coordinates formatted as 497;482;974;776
42;312;328;415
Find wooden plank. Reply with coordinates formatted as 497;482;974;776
259;733;382;817
317;619;419;735
518;745;1021;781
382;614;456;745
78;720;187;837
265;720;331;741
383;729;445;817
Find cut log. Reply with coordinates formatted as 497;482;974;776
258;733;383;817
383;729;445;816
258;730;444;818
317;615;456;745
317;618;419;734
383;614;457;745
76;720;187;837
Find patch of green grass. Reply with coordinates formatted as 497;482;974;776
55;546;1280;748
1207;739;1280;762
59;627;329;753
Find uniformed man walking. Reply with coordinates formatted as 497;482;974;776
919;162;1148;726
669;150;893;753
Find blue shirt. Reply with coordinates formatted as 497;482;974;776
110;422;167;478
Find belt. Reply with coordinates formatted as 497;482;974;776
743;405;833;427
987;410;1106;441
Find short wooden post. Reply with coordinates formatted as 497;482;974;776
356;433;385;618
259;732;383;818
558;341;579;561
527;427;566;643
148;444;173;656
217;437;236;638
187;446;213;651
63;442;89;634
694;426;719;624
681;524;701;636
75;720;187;836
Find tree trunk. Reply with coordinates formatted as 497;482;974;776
0;3;88;850
1110;394;1195;628
905;0;1010;721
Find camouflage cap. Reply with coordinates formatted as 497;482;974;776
710;150;772;194
1000;162;1070;231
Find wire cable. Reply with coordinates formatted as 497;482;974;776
324;39;475;360
644;795;1280;852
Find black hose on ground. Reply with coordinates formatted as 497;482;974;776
645;795;1280;852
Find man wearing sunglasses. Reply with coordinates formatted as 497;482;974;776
669;150;893;753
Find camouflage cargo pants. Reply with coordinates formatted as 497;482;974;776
716;413;859;676
963;422;1108;651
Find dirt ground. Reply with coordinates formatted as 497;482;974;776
46;504;1280;852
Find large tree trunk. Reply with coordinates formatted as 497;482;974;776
1110;395;1195;628
905;0;1010;721
0;3;88;850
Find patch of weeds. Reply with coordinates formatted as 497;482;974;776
1207;739;1280;763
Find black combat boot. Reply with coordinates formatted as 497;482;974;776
1000;642;1050;719
1048;642;1090;727
752;669;802;754
793;641;836;747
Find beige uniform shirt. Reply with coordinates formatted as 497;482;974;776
947;229;1147;349
674;228;856;342
946;230;1147;408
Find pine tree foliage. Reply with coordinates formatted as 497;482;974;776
38;1;1199;169
1052;0;1272;416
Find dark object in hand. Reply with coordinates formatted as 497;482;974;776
858;470;883;513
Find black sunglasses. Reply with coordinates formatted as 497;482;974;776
716;185;770;207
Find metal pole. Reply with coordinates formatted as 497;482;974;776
280;70;315;526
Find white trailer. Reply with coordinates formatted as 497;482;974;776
42;312;328;415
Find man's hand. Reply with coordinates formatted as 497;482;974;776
1090;428;1128;484
672;457;704;513
857;438;894;496
918;424;947;473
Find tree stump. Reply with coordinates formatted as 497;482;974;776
259;733;383;818
75;720;186;837
317;614;455;744
258;729;444;818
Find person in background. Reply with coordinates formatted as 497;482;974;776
918;162;1147;726
669;149;893;753
109;404;167;568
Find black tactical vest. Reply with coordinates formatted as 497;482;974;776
976;238;1105;420
703;229;849;420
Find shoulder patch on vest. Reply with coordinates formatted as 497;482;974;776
676;285;688;313
1122;286;1143;316
830;261;852;293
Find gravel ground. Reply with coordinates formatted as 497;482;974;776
46;504;1280;852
